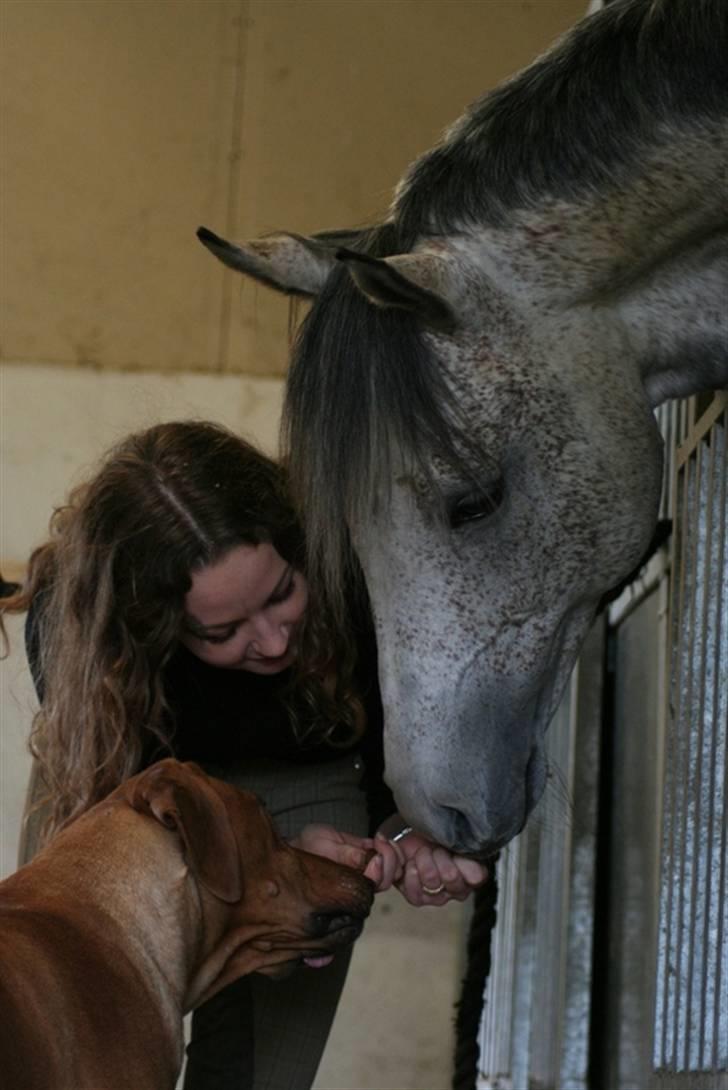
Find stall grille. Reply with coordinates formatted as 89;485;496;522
476;391;727;1090
652;394;727;1087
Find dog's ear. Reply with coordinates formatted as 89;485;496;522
128;760;243;903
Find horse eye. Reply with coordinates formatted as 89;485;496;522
449;479;504;528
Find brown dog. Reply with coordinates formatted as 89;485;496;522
0;759;373;1090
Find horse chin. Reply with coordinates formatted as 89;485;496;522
398;732;551;858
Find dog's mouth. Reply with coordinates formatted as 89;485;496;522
303;915;365;963
256;913;366;978
292;914;365;969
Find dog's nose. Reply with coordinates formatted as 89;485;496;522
311;911;361;938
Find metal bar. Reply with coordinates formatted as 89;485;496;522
709;417;727;1071
671;452;701;1068
685;429;711;1070
558;623;603;1090
656;453;688;1068
675;449;702;1071
654;402;684;1069
675;392;728;468
653;398;684;1063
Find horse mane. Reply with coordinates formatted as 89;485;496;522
283;0;727;611
283;222;471;615
397;0;728;232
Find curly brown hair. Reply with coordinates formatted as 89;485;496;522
1;420;362;841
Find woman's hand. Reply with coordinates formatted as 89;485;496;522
374;820;488;907
291;823;405;891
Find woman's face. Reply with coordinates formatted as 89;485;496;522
180;543;308;675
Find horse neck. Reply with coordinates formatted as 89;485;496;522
475;127;725;298
461;126;728;404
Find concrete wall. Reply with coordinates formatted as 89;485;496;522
1;2;586;1086
1;0;585;379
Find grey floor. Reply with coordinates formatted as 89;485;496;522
313;889;467;1090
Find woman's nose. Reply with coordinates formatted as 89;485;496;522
250;615;289;657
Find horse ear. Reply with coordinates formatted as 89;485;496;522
128;759;243;904
196;225;356;297
337;249;458;334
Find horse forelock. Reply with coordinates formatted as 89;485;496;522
395;0;728;234
282;224;478;615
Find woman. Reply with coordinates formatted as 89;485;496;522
1;420;486;1090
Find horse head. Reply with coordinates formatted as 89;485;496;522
198;0;727;854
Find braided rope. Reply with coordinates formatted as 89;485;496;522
452;855;499;1090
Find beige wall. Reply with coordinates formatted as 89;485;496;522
1;3;587;1087
1;0;586;378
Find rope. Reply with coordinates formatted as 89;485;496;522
452;854;500;1090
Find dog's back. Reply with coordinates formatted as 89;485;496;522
0;863;179;1090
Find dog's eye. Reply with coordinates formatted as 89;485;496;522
449;479;504;528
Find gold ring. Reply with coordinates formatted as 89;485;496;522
422;883;445;896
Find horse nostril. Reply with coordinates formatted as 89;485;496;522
443;807;476;853
442;806;506;857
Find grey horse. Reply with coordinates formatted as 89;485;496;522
198;0;727;856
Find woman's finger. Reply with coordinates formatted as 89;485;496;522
452;855;489;887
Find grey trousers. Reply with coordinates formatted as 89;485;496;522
18;754;369;1090
187;753;368;1090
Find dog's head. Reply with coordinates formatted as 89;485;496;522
124;759;374;1008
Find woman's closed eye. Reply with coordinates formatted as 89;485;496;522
198;623;240;645
268;573;295;605
184;575;296;644
183;620;240;645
